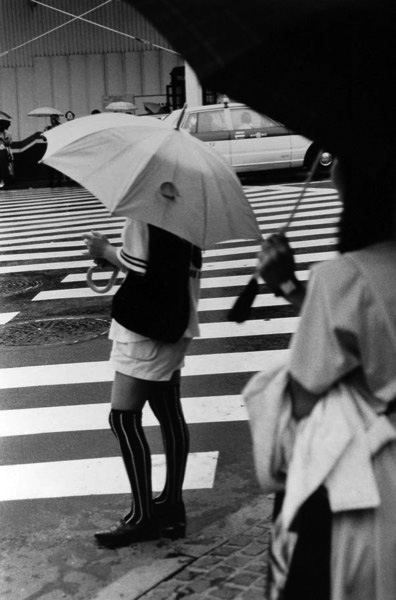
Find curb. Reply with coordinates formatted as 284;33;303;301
92;495;273;600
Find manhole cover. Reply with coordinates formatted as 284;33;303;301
0;317;111;346
0;277;43;297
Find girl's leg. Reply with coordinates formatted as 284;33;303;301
148;370;189;537
95;372;158;546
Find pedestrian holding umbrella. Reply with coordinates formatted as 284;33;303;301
28;107;63;117
41;110;260;548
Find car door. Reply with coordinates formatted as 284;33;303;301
183;108;232;164
228;107;292;171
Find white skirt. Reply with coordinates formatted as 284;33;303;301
110;337;191;382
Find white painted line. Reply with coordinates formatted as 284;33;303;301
262;226;337;239
0;237;120;251
203;251;337;271
0;312;19;324
32;287;118;300
0;214;119;234
198;294;289;310
0;196;94;210
245;184;306;194
0;260;93;275
199;317;299;338
257;207;340;223
0;249;87;262
247;189;337;201
0;207;108;222
260;216;339;231
0;200;101;216
0;208;108;225
0;452;219;501
252;197;342;214
200;271;309;288
0;222;124;241
0;349;288;389
203;237;337;257
0;396;246;437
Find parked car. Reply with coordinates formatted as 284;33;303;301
163;102;333;175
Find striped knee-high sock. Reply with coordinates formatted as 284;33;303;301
109;409;153;523
148;382;190;507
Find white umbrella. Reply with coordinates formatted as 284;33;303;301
41;114;261;249
105;101;137;113
28;107;63;117
42;113;162;155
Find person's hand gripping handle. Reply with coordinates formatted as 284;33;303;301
82;230;120;294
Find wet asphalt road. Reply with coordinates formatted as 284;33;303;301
0;170;336;599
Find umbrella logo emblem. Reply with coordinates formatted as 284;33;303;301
160;181;179;200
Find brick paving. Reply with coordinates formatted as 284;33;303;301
139;508;271;600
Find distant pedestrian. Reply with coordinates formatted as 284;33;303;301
45;115;63;186
0;119;13;189
91;109;101;114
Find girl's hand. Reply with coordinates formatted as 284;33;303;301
82;231;111;259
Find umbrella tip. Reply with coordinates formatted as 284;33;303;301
174;103;188;130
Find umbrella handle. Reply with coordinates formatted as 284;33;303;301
228;149;323;322
227;276;259;323
86;264;120;294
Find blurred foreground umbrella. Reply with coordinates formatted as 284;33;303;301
124;0;396;166
41;113;260;250
0;111;12;120
28;107;63;117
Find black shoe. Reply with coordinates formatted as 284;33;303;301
94;518;160;547
153;501;186;540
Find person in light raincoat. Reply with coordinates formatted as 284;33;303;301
256;157;396;600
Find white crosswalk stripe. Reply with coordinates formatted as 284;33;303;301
0;180;339;502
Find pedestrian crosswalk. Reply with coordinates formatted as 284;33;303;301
0;180;340;504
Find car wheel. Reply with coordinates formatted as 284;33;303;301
305;146;333;176
317;151;333;174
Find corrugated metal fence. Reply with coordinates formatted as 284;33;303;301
0;0;183;141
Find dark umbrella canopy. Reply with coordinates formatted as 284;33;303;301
124;0;396;167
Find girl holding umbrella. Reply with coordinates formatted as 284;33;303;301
83;220;202;547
